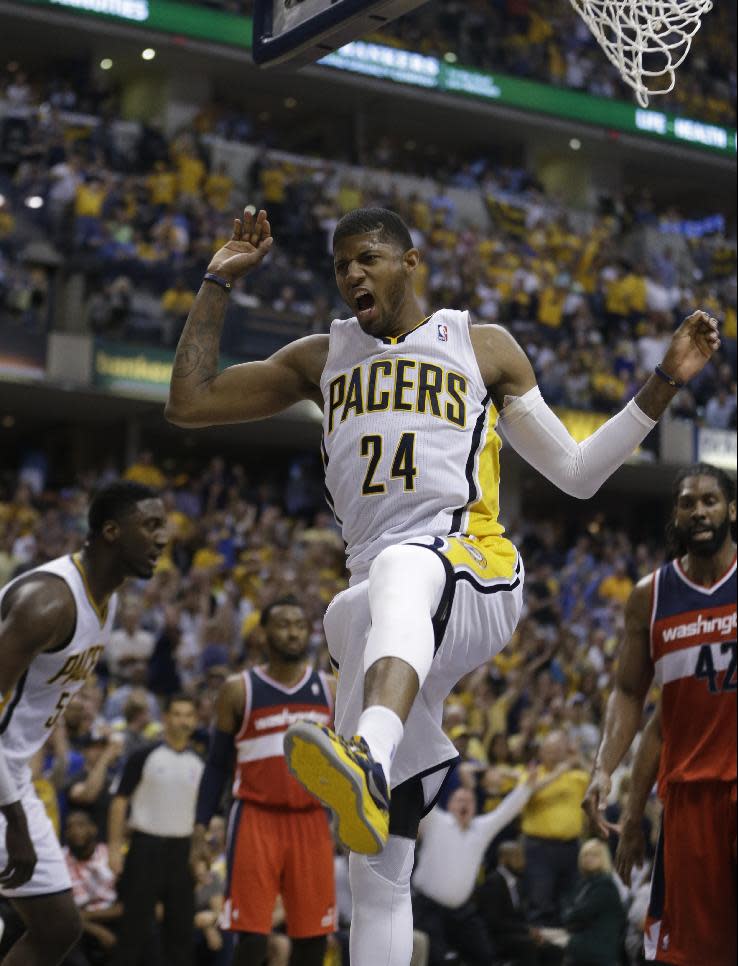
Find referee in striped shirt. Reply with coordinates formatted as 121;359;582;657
108;693;204;966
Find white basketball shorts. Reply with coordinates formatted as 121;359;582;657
0;784;71;898
324;533;524;802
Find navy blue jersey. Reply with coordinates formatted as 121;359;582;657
650;555;736;785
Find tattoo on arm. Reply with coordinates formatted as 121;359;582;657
172;344;203;379
171;285;229;386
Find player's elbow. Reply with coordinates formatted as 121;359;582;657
555;477;602;500
164;398;209;428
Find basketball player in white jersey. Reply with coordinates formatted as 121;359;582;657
166;207;720;966
0;481;167;966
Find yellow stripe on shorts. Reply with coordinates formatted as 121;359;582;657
441;533;518;585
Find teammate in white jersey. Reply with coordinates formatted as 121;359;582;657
166;206;720;966
0;481;166;966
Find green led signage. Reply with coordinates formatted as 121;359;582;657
10;1;736;157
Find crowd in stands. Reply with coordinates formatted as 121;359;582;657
194;0;736;123
0;445;676;964
2;63;736;430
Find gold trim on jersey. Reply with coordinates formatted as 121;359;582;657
466;403;505;541
381;314;433;346
71;554;109;628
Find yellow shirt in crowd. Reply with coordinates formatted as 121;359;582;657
124;463;166;489
146;169;177;206
598;573;634;604
177;154;206;196
521;767;590;840
75;183;107;218
162;288;196;317
205;172;234;211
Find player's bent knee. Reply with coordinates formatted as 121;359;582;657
349;835;415;895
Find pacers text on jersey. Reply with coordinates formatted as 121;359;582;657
327;359;468;433
47;644;106;686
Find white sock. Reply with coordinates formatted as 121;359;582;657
357;705;404;785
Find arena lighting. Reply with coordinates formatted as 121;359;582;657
284;96;298;108
569;137;582;150
443;52;458;63
1;416;15;429
141;47;156;60
100;58;114;70
24;196;44;209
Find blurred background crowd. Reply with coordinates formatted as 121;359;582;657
195;0;736;122
0;58;736;426
0;450;669;965
0;0;735;962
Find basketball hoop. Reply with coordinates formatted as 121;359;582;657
566;0;714;107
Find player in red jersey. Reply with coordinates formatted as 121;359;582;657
585;463;737;966
191;597;336;966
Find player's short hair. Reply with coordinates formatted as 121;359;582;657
670;462;736;507
333;207;414;253
164;692;196;712
260;595;304;627
88;481;158;534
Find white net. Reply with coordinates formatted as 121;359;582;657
566;0;714;107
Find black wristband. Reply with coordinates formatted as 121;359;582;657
654;364;684;390
203;272;232;292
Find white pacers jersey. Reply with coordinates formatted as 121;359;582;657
321;308;505;581
0;554;117;792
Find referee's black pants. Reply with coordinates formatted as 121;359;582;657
413;892;494;966
111;831;195;966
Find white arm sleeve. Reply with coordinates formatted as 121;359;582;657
498;386;657;500
0;749;19;807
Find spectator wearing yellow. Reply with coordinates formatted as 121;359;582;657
598;558;634;606
191;530;226;576
260;161;288;210
161;277;196;346
146;161;178;208
604;261;647;319
337;179;363;214
537;279;568;329
174;146;206;200
162;278;196;319
74;176;107;219
124;450;166;489
521;731;590;925
204;163;234;212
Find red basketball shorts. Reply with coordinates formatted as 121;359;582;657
221;800;336;938
645;781;737;965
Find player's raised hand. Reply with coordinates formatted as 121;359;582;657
660;310;721;385
207;207;274;283
614;815;646;886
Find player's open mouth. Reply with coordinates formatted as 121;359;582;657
355;292;377;323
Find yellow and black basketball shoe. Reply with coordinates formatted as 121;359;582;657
284;722;390;854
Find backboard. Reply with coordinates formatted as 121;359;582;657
253;0;429;68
